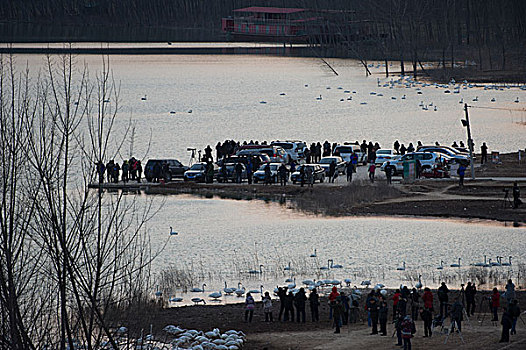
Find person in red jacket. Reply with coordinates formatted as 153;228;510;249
491;287;501;321
422;287;434;311
329;286;340;320
392;289;401;321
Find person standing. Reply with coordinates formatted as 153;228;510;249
394;140;400;154
438;282;449;318
246;159;253;184
368;162;376;183
346;161;353;182
481;142;488;164
400;315;416;350
457;163;466;187
392;289;401;321
384;161;393;184
400;144;407;155
491;287;501;321
329;286;340;319
277;287;286;321
244;293;255;322
262;291;273;322
369;297;380;335
235;162;243;183
309;288;320;322
509;299;520;335
264;163;272;185
410;288;420;321
294;288;307;323
420;307;432;337
351;152;358;173
340;291;350;325
136;160;142;183
332;297;344;334
121;160;129;183
394;312;403;346
284;291;295;322
306;166;314;187
278;163;288;186
422;287;433;312
500;307;513;343
465;282;477;316
415;159;422;179
450;297;464;332
299;166;305;187
379;300;388;336
505;279;516;305
329;161;336;183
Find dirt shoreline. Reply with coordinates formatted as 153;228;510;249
120;289;526;350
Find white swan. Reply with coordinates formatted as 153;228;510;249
330;259;343;268
474;255;487;267
169;296;183;302
396;262;406;271
344;278;352;287
501;256;512;266
208;291;222;299
490;256;502;267
302;279;315;286
450;258;461;268
248;264;264;274
248;285;263;294
224;282;235;294
437;260;444;270
360;280;371;286
287;278;296;290
283;262;292;271
234;283;245;297
415;275;423;289
191;297;206;305
169;226;178;235
191;284;206;293
316;95;322;100
141;95;147;101
310;249;317;257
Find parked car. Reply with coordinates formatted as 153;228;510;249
290;164;325;184
318;156;346;175
216;153;270;167
236;145;288;163
184;162;216;182
374;149;396;165
271;140;308;161
145;159;188;182
416;146;470;162
335;143;367;164
380;152;447;176
215;162;247;183
253;163;284;183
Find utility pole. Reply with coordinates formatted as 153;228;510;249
463;103;475;179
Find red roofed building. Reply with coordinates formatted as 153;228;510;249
222;6;321;42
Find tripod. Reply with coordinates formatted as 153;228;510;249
458;286;472;327
477;296;497;326
444;319;464;344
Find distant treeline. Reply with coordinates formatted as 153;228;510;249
2;0;526;75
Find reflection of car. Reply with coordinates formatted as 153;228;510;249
290;164;325;184
216;163;247;183
375;149;396;165
253;163;284;183
145;159;188;182
318;156;346;175
380;152;445;176
184;162;216;182
271;141;308;161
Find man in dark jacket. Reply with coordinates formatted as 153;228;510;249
465;282;476;317
500;308;513;342
332;297;344;334
369;298;379;334
277;287;286;321
294;288;307;323
379;300;389;336
450;298;464;332
278;163;288;186
438;282;449;317
235;162;243;183
509;299;521;335
420;307;433;337
309;288;320;322
284;291;295;322
329;161;336;183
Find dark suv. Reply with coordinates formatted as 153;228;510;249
144;159;188;182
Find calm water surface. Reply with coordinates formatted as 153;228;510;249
144;195;525;305
13;51;526;161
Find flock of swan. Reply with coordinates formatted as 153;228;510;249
163;325;246;350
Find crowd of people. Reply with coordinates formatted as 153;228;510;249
241;280;521;347
96;157;142;184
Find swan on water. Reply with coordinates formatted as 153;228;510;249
501;256;512;266
248;264;264;274
170;226;178;235
310;249;317;257
415;275;423;289
223;282;235;294
141;95;147;101
191;297;206;305
450;258;461;268
474;255;487;267
208;291;222;299
396;262;406;271
283;262;292;271
437;261;444;270
191;284;206;293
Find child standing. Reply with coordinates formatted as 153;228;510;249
262;291;273;322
